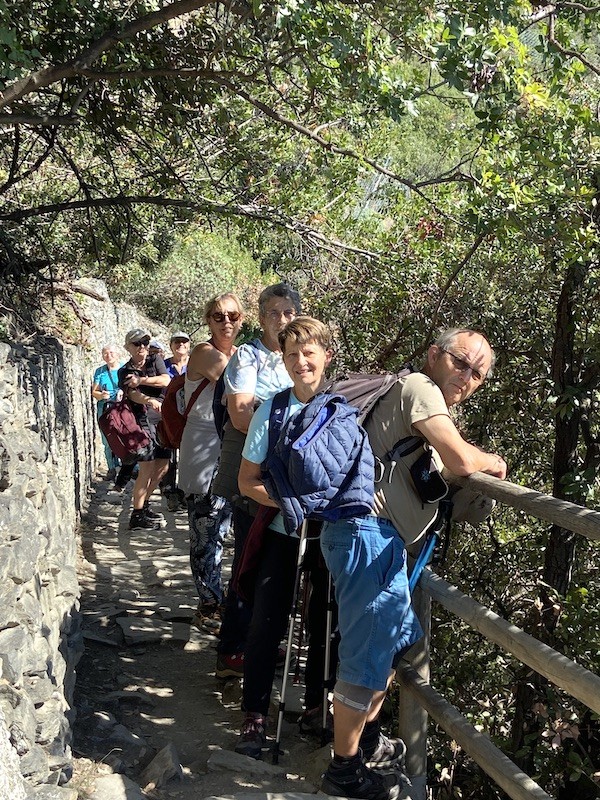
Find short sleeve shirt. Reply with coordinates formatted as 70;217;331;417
93;364;121;414
118;354;169;423
242;390;305;536
223;340;293;402
365;371;450;549
164;357;187;378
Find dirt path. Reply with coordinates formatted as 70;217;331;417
71;476;330;799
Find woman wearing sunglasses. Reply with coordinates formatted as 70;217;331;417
178;293;244;629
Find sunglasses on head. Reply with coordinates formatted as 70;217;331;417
211;311;241;323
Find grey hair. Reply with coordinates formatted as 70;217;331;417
258;282;302;317
101;342;120;353
434;328;496;377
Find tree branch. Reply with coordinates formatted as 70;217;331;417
0;193;384;259
0;0;215;110
548;35;600;77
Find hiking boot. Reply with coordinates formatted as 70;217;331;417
298;704;334;741
192;602;221;633
321;753;403;800
166;493;181;512
364;732;406;771
234;713;267;759
128;510;162;531
143;506;166;525
360;719;406;771
216;652;244;679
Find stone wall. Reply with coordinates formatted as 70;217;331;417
0;281;168;795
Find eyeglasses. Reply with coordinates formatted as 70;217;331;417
439;348;485;383
266;308;296;320
131;340;150;348
211;311;241;323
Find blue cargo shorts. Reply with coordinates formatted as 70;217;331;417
320;515;423;691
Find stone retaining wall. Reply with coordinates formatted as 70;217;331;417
0;281;169;795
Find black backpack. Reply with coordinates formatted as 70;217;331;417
212;339;262;439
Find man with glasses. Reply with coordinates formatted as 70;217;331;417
118;328;171;531
320;327;507;800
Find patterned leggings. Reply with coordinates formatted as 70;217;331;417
187;492;232;606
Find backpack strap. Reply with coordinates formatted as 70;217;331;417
183;378;210;420
267;388;292;454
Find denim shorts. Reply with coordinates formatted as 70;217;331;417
320;515;423;691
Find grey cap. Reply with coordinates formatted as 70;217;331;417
170;331;190;342
124;328;150;345
149;338;168;351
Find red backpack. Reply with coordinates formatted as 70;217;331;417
156;374;209;449
98;400;152;463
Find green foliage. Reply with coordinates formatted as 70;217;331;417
1;2;600;796
111;225;273;334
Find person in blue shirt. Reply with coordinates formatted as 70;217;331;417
91;343;123;480
233;316;335;759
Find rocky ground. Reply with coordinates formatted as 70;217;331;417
70;475;333;800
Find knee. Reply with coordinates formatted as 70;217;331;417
333;680;374;713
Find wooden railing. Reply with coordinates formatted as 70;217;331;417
397;472;600;800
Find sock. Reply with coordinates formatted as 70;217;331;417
332;751;362;767
359;718;380;757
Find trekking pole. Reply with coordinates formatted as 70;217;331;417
321;569;335;747
408;499;453;594
294;574;311;684
272;519;309;764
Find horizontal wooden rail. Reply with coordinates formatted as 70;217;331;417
453;473;600;542
421;570;600;716
397;664;553;800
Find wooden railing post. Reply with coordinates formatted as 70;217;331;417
397;584;430;800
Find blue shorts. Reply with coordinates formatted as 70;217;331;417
321;515;423;691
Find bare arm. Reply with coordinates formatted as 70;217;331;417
123;373;170;389
227;393;256;433
186;342;229;383
126;387;162;412
413;414;507;479
238;457;279;507
91;381;110;401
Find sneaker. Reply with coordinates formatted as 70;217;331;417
216;652;244;679
143;507;165;522
128;511;162;531
321;754;403;800
234;714;266;759
364;733;406;771
298;705;334;741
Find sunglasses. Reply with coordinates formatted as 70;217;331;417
131;340;150;348
439;347;485;383
211;311;241;323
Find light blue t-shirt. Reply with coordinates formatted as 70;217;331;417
242;390;304;536
223;340;292;402
93;364;121;415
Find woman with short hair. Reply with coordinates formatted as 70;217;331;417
92;343;123;481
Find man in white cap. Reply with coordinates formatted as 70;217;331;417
118;328;171;530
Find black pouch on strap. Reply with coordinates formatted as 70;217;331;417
408;447;449;504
